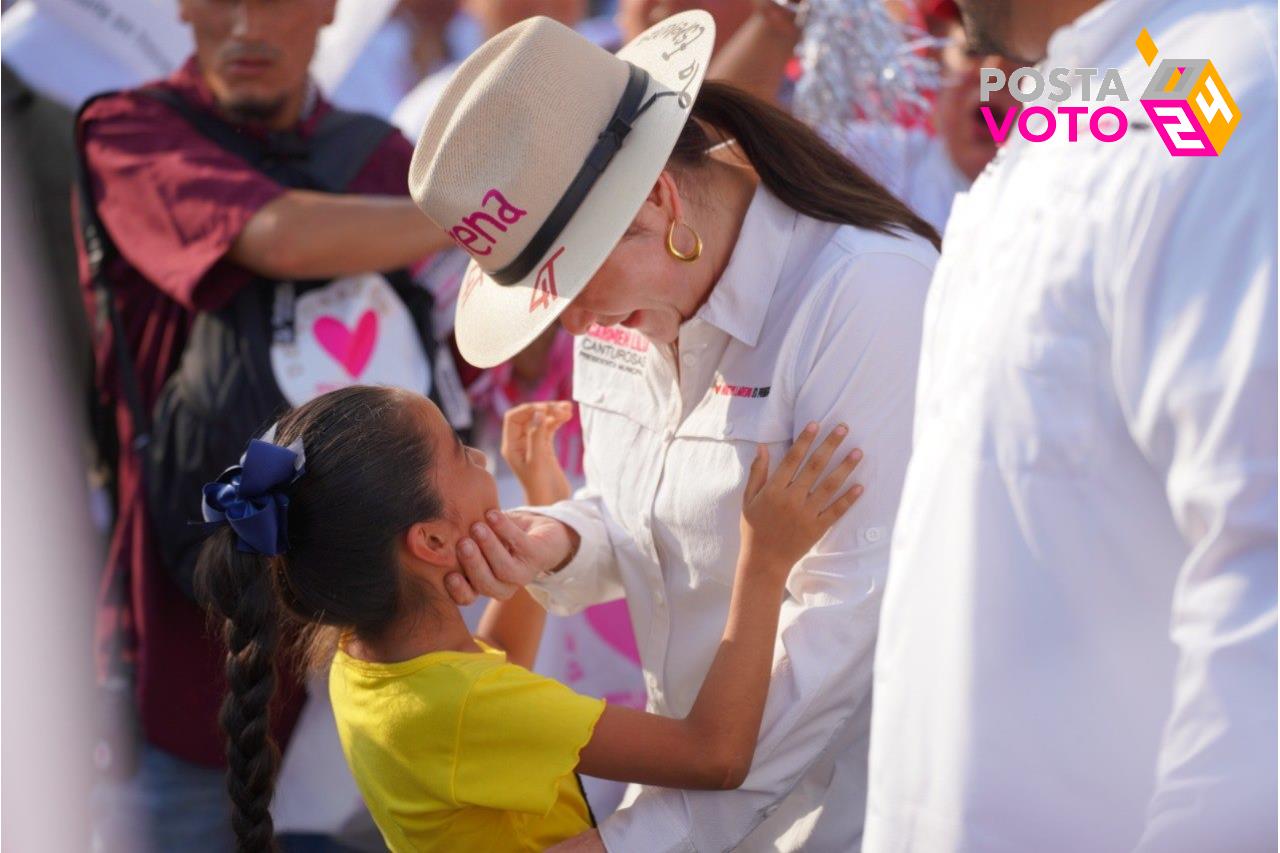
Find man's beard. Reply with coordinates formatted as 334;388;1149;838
221;95;289;126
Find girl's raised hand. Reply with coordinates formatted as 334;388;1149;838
501;401;574;506
739;422;864;582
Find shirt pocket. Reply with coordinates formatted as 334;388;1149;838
572;378;660;544
663;397;793;587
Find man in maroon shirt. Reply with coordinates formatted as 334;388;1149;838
76;2;453;850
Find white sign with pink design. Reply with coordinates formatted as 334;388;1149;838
270;275;431;406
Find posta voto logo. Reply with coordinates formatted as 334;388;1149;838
978;28;1241;156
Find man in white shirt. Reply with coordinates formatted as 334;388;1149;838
864;1;1277;851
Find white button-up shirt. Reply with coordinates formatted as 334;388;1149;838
528;187;937;852
865;1;1277;851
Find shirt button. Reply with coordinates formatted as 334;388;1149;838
866;527;883;543
681;352;696;366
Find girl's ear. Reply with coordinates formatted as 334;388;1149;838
404;520;457;570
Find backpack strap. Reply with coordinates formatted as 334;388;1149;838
136;87;314;187
308;109;397;192
137;87;395;193
74;92;152;451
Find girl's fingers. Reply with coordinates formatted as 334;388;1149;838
743;444;769;505
794;425;848;490
814;448;863;499
526;411;544;464
535;409;562;445
818;483;864;523
505;403;538;425
502;406;536;458
775;422;819;484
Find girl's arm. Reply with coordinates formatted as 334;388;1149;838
577;547;789;789
577;425;863;790
475;588;547;669
475;402;575;667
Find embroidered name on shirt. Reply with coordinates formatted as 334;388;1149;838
450;189;527;257
585;323;650;352
581;323;648;375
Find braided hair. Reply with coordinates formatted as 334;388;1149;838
195;386;446;852
200;529;282;852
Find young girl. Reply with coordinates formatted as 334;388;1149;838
196;385;862;852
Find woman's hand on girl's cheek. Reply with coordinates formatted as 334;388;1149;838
455;534;521;600
443;571;478;606
450;510;578;602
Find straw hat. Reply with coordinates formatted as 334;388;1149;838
408;11;716;368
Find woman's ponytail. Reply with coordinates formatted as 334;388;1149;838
196;526;281;853
676;81;942;250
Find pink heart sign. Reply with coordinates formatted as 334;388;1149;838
583;600;641;666
314;310;378;378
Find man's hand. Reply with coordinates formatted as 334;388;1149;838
445;510;579;604
547;829;606;852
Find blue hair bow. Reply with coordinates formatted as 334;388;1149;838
201;438;306;557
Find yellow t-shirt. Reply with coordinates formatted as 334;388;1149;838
329;641;605;852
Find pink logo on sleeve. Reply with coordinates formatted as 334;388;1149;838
713;375;771;398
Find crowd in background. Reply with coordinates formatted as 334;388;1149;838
2;0;976;848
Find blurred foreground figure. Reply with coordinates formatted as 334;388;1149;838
2;116;104;853
75;0;463;850
865;1;1277;851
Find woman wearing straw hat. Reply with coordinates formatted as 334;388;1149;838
409;11;939;851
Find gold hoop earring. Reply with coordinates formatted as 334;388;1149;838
666;219;703;263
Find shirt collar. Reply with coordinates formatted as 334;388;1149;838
1044;0;1160;69
694;185;798;347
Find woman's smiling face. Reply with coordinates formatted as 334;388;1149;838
556;172;704;345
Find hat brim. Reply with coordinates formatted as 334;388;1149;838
452;10;716;368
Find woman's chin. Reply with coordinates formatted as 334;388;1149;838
626;310;679;343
